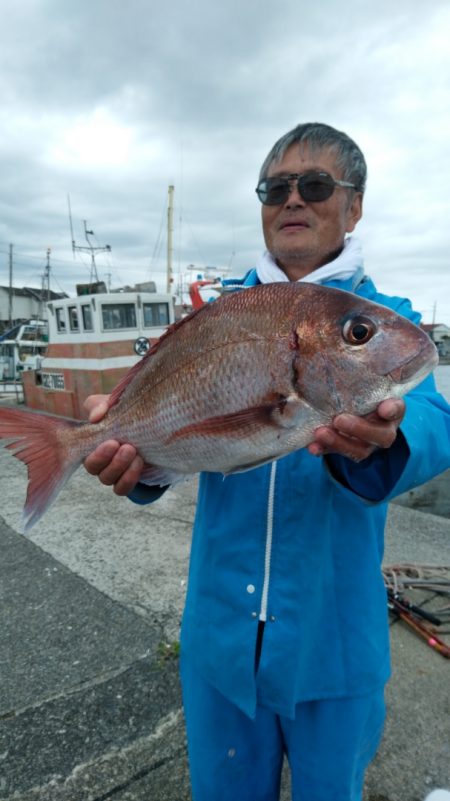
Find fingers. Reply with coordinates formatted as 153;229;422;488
110;452;145;496
82;395;143;494
308;427;377;462
332;415;397;450
83;394;110;423
308;399;406;462
83;441;144;496
375;398;405;424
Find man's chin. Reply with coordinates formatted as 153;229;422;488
271;246;310;261
269;249;318;280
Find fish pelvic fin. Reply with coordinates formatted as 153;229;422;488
139;463;188;488
0;407;82;531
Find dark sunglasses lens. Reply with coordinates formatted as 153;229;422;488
256;178;290;205
256;173;337;205
300;174;335;202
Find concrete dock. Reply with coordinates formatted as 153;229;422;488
0;405;449;799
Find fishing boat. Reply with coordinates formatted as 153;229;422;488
0;319;48;382
22;286;175;420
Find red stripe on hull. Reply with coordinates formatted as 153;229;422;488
22;366;131;420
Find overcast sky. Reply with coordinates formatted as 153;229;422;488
0;0;449;323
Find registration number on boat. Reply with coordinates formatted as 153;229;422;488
41;372;65;390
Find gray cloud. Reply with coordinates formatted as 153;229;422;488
0;0;449;322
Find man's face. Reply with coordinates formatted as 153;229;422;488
261;143;363;280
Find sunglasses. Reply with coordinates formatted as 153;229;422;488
255;171;357;206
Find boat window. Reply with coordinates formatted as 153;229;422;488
68;306;79;332
82;304;94;332
55;308;66;332
101;303;137;330
19;345;43;359
143;302;170;327
22;325;44;340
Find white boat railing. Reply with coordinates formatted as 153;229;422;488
0;380;24;403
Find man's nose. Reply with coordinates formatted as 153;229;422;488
285;180;305;207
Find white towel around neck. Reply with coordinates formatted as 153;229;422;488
255;236;364;285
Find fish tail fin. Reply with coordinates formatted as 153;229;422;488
0;407;83;531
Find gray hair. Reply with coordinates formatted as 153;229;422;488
258;122;367;194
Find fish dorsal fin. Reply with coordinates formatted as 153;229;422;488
107;305;207;411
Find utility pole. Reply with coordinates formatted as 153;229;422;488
8;244;13;327
43;248;51;302
166;185;174;294
431;301;437;341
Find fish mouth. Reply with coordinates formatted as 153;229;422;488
387;341;439;384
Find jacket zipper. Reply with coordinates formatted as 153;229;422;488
259;461;277;621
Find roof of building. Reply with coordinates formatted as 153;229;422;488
0;286;67;301
421;323;450;332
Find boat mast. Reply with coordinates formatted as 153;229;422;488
166;184;174;293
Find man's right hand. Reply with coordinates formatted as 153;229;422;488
83;394;144;496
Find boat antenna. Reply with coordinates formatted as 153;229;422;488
68;194;75;254
67;195;111;284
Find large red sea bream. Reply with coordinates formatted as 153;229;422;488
0;283;438;529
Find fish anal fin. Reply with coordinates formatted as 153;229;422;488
138;463;187;488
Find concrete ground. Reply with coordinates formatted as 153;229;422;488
0;424;449;799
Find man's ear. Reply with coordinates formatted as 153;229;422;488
346;192;363;233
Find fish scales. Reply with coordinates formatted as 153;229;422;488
0;282;438;529
103;285;304;466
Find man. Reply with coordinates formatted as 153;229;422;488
84;123;450;801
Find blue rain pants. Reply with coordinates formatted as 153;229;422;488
181;656;385;801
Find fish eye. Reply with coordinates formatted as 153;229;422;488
342;316;375;345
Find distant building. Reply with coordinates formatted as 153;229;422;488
421;323;450;358
0;286;67;333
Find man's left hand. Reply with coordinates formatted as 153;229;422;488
308;398;406;462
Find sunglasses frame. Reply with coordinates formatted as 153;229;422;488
255;171;357;206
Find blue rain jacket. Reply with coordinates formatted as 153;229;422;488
131;269;450;720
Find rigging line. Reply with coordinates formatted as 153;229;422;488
47;273;67;295
12;250;91;268
183;212;208;267
149;194;167;271
73;251;96;273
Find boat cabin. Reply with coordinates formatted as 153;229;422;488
0;320;48;381
23;290;175;420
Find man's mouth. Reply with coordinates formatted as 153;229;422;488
279;219;310;231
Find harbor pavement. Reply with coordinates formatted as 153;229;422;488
0;450;449;800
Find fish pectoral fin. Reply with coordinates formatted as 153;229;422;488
168;395;303;442
268;393;306;429
139;463;188;487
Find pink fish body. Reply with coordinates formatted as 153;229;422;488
0;283;438;529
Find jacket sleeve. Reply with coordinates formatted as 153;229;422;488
128;483;170;505
326;372;450;503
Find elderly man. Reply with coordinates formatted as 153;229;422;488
84;123;450;801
